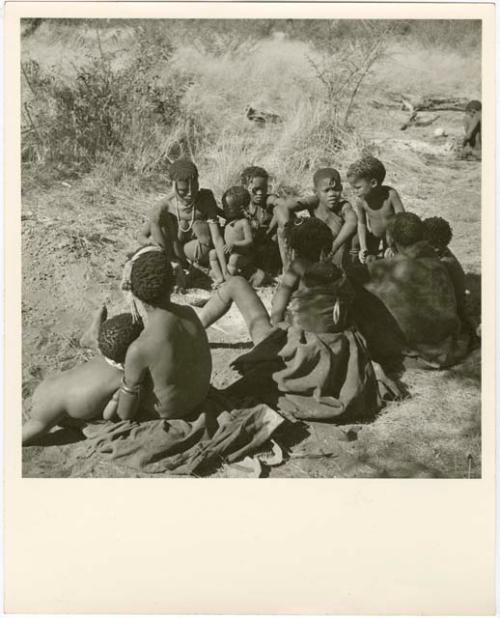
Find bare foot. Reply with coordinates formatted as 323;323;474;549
80;304;107;349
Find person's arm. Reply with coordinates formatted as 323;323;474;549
116;342;146;421
231;219;253;249
390;189;405;213
354;201;368;263
330;206;357;256
266;210;278;236
141;200;169;249
270;268;299;325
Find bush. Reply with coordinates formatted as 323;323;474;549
22;25;193;176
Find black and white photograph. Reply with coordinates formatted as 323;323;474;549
21;16;483;479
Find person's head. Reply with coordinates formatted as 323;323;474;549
240;166;269;207
130;251;174;307
388;212;424;251
313;168;343;210
287;217;333;263
465;100;481;118
422;216;452;255
169;159;199;206
222;186;251;221
98;313;144;364
302;261;343;288
347;156;386;199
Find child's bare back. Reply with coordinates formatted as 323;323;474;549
23;313;144;445
129;304;211;418
121;250;212;420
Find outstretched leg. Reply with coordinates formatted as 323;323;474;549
199;276;273;344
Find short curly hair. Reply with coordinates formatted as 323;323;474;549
313;167;341;188
302;261;343;288
222;186;251;213
422;216;453;250
465;100;481;112
98;313;144;364
169;159;199;182
130;251;174;306
347;156;386;184
240;166;269;187
287;217;333;263
388;212;424;248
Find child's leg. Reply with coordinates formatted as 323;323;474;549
227;253;248;276
80;305;108;349
209;249;224;284
200;276;273;344
277;226;292;273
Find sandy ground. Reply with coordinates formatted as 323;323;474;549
21;124;481;478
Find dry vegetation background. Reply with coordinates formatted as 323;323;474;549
21;19;482;478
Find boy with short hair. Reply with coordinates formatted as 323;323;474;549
209;186;254;284
346;156;405;264
118;250;212;420
139;159;227;279
22;313;143;445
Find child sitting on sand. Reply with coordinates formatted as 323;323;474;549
346;156;405;264
22;312;143;445
422;216;477;341
118;248;212;420
138;159;227;279
209;186;254;285
199;218;399;421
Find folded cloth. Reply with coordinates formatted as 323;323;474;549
230;325;403;423
80;388;284;475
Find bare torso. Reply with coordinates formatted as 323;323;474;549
361;186;397;238
34;357;122;421
138;304;212;418
224;219;251;254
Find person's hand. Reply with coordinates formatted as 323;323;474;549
384;247;396;259
224;243;233;255
358;249;368;264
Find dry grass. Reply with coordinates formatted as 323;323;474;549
21;22;482;478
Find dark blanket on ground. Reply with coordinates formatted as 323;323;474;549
79;388;284;475
350;241;470;369
228;324;402;423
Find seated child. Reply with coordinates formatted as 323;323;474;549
118;249;212;420
239;166;285;276
209;186;254;284
138;159;227;278
346;156;405;264
199;218;398;422
22;313;143;445
462;100;481;160
422;216;477;340
306;167;357;268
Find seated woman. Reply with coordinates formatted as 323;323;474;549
348;212;470;370
200;218;402;422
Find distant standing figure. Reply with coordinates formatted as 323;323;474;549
462;100;481;160
210;186;254;284
347;156;405;264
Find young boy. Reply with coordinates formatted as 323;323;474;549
209;186;254;284
422;216;477;341
239;166;285;275
118;250;212;420
22;313;144;445
138;159;227;278
462;100;481;160
346;156;405;264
